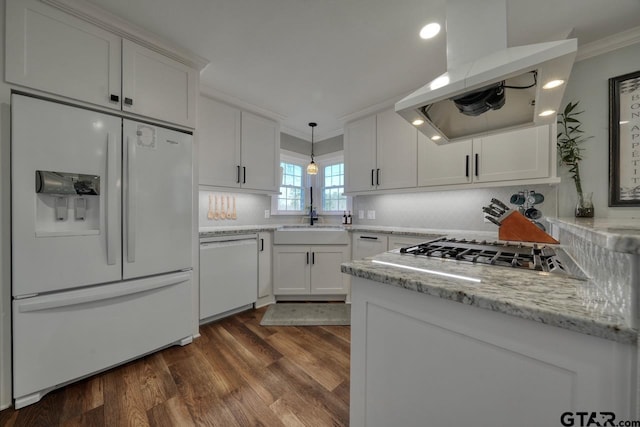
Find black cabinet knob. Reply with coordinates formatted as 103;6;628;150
124;97;133;106
110;94;120;103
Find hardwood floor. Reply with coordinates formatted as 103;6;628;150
0;307;350;427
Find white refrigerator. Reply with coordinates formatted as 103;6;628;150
11;94;194;408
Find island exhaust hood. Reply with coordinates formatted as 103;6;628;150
395;0;577;144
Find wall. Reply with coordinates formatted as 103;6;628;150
559;42;640;218
198;190;343;228
280;133;343;156
0;0;12;410
353;184;558;231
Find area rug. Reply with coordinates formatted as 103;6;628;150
260;303;351;326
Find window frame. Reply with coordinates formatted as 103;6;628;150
315;152;351;215
271;151;308;215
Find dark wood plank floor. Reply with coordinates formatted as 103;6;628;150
0;307;350;427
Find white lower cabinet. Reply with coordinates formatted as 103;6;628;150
273;245;350;296
258;232;273;299
352;233;388;260
350;277;636;427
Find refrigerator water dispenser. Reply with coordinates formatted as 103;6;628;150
35;170;101;236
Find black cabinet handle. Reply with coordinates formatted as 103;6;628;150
260;238;264;252
306;252;309;264
475;153;479;177
243;167;246;184
360;236;378;240
312;252;315;265
236;165;241;183
110;94;119;103
465;155;470;178
371;169;374;186
124;97;133;106
376;168;380;186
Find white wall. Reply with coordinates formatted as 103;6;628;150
0;0;13;410
559;42;640;218
353;184;558;231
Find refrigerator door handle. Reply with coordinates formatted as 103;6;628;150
127;137;136;263
106;133;118;265
16;272;191;313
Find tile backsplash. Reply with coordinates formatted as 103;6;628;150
199;184;558;232
353;185;558;231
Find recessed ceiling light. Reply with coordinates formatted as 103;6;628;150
542;79;565;89
419;23;441;40
431;135;441;141
430;75;449;90
412;119;425;126
538;110;556;117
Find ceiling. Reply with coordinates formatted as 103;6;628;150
87;0;640;141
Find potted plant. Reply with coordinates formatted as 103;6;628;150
557;101;594;217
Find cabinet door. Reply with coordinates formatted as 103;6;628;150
198;97;242;188
310;246;349;295
258;232;273;298
376;109;418;190
344;115;377;192
352;233;388;260
273;246;310;294
6;0;121;110
240;112;280;192
418;133;472;186
122;40;197;128
473;125;550;183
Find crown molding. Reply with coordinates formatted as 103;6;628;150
200;84;288;122
339;93;408;124
576;25;640;62
41;0;210;70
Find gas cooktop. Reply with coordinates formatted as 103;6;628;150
399;237;586;279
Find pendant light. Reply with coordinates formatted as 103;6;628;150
306;122;318;175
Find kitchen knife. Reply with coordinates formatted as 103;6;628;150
489;203;506;216
482;206;503;217
491;198;510;211
485;216;502;226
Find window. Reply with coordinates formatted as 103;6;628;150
276;160;305;213
272;150;350;216
321;162;348;213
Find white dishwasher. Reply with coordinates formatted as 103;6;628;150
199;234;258;321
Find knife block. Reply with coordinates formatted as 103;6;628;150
498;211;559;244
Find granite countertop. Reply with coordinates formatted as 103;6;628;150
199;224;497;241
342;251;637;344
547;217;640;254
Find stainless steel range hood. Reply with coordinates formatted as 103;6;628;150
395;0;577;144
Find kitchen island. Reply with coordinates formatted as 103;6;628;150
342;219;639;427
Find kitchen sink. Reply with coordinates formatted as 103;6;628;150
274;225;349;245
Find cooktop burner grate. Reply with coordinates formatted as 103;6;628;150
399;237;569;274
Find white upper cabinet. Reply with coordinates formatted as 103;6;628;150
198;96;279;192
344;115;377;193
418;125;553;188
473;126;550;183
5;0;200;128
122;40;197;128
376;109;418;190
240;111;280;192
5;0;121;110
344;108;417;193
198;97;242;187
418;135;473;186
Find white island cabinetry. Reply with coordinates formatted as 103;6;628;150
349;277;636;426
